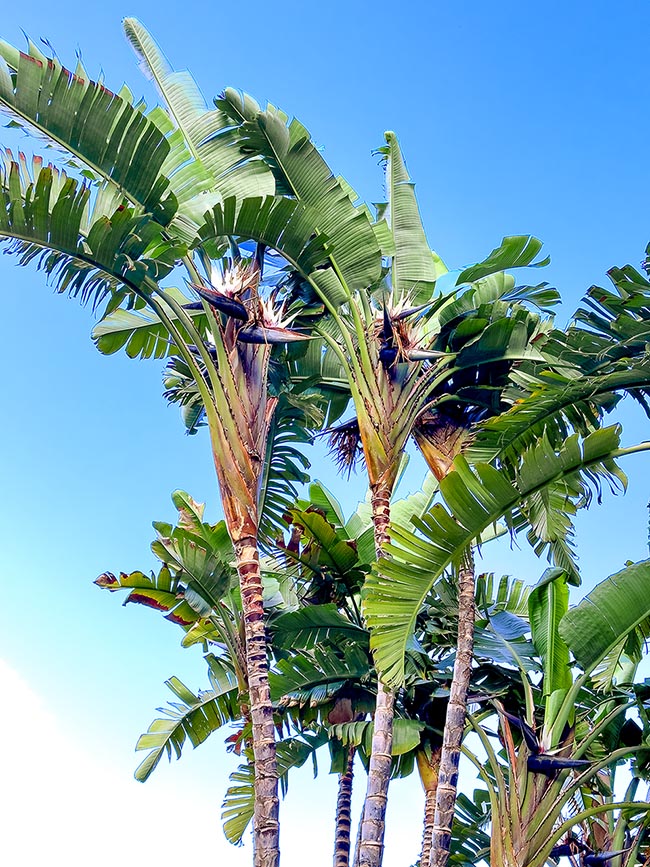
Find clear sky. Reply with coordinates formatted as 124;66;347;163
1;2;650;865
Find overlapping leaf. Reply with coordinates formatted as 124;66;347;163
134;674;239;781
0;158;183;310
559;560;650;673
365;425;632;686
218;91;383;294
0;38;174;218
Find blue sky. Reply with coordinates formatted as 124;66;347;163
2;2;650;864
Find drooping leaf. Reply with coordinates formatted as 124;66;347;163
134;674;239;781
457;235;549;286
365;426;632;686
218;93;383;294
559;560;650;674
0;39;174;218
270;605;368;652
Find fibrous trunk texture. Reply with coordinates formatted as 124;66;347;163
334;748;356;867
420;787;437;867
429;552;476;867
357;484;394;867
234;536;280;867
417;748;441;867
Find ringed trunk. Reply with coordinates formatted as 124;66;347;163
417;748;441;867
429;551;476;867
358;483;394;867
334;747;357;867
234;534;280;867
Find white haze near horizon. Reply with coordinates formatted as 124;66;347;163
0;658;427;867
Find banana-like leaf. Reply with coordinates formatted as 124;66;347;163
269;644;370;704
472;621;538;672
221;728;329;845
198;194;332;279
466;366;650;466
270;604;368;651
381;131;445;302
329;718;424;756
528;569;572;700
257;396;312;548
475;572;531;618
365;425;634;686
0;159;183;310
457;235;549;286
218;91;383;294
92;287;200;358
449;789;492;866
0;38;174;219
94;566;205;628
134;674;239;781
123;19;273;222
222;763;255;845
288;509;360;575
559;560;650;674
572;263;650;366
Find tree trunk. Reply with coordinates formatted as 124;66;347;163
234;535;280;867
334;748;356;867
429;551;476;867
357;483;394;867
420;788;437;867
417;748;441;867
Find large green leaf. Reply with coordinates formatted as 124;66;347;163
270;605;368;652
330;717;424;757
218;91;383;294
0;38;174;218
365;425;636;686
123;18;273;223
466;366;650;466
92;287;200;358
257;396;313;548
382;131;445;302
0;158;183;309
288;509;360;576
269;644;370;704
528;569;572;700
197;194;332;280
559;560;650;673
457;235;549;286
221;728;329;844
134;674;239;781
94;566;205;628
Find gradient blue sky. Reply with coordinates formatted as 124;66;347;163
2;2;650;864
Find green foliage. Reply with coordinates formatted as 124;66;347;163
270;605;368;652
134;671;239;782
528;569;572;701
269;644;370;705
560;560;650;673
0;38;174;216
379;131;445;302
457;235;550;286
365;426;634;686
0;156;182;310
217;91;383;294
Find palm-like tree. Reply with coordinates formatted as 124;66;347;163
190;87;572;864
0;27;344;865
